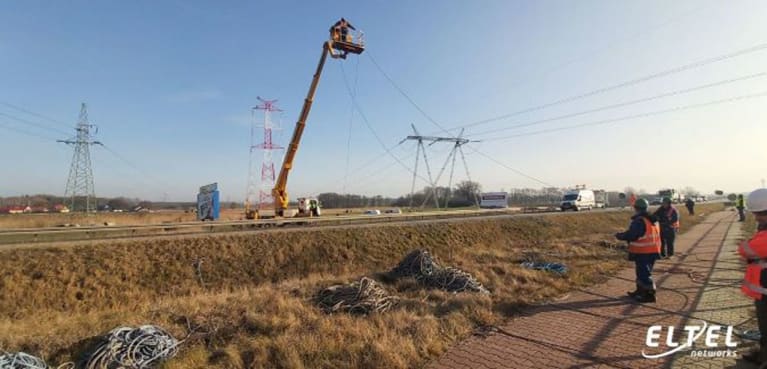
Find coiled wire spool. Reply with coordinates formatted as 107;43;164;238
316;277;398;314
424;267;490;294
389;249;437;278
84;325;179;369
390;250;490;294
0;352;48;369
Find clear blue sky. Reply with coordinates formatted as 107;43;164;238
1;0;766;201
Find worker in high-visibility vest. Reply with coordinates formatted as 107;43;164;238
737;194;746;222
739;188;767;364
615;198;661;303
653;197;680;258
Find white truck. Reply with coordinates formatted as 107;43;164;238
560;189;596;211
479;192;509;209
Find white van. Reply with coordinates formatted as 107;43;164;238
560;189;596;211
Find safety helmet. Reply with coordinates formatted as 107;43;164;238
634;198;649;210
662;197;672;204
747;189;767;212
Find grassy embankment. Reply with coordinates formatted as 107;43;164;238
0;203;723;369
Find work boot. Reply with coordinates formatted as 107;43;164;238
742;350;761;364
634;290;656;303
627;285;641;298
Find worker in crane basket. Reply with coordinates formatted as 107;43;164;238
738;189;767;364
653;197;679;258
330;18;356;43
615;198;661;303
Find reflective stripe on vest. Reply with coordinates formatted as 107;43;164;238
628;218;661;254
741;231;767;300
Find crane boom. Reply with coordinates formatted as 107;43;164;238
271;20;364;217
272;42;331;216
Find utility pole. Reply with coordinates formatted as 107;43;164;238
401;125;478;209
58;103;102;212
245;97;283;218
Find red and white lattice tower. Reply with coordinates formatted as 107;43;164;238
246;97;283;212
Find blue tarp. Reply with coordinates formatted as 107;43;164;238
521;261;568;275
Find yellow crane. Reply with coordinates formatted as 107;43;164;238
250;19;364;219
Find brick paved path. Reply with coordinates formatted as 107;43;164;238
428;211;759;369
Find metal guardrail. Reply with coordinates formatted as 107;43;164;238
0;208;526;245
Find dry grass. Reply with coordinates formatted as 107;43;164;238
0;203;723;369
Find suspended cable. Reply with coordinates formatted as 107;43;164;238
0;121;59;141
0;111;71;136
481;90;767;142
338;57;432;185
467;147;555;187
0;101;70;126
341;57;360;195
467;72;766;138
366;52;556;188
441;41;767;133
366;51;456;137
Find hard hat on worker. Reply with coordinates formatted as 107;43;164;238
662;197;672;204
634;198;649;210
747;188;767;213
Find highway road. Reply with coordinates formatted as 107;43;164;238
0;207;628;247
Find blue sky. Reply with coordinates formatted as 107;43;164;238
1;0;766;201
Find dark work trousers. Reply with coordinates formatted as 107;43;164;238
660;228;676;257
634;254;657;290
738;207;746;222
757;298;767;352
686;205;695;215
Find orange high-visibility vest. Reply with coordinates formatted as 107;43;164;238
628;217;661;254
739;231;767;300
667;207;680;230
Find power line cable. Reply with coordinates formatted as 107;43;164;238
442;41;767;133
466;146;555;187
0;121;59;141
481;90;767;142
338;60;432;185
366;51;556;187
341;57;360;195
0;111;71;136
0;101;70;126
467;72;766;138
366;52;456;137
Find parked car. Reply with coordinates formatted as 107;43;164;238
364;209;381;215
383;208;402;214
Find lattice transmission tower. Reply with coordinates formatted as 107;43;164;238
245;97;283;217
58;103;102;212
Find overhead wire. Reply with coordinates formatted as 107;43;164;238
0;121;60;142
341;56;361;196
338;60;432;186
0;111;71;136
0;101;70;127
365;52;554;187
479;90;767;142
466;71;767;138
441;41;767;133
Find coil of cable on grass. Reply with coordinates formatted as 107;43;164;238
0;352;49;369
84;325;179;369
390;249;490;294
316;277;398;314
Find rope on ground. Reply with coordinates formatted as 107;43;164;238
390;249;490;294
0;352;47;369
84;325;179;369
315;277;398;315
